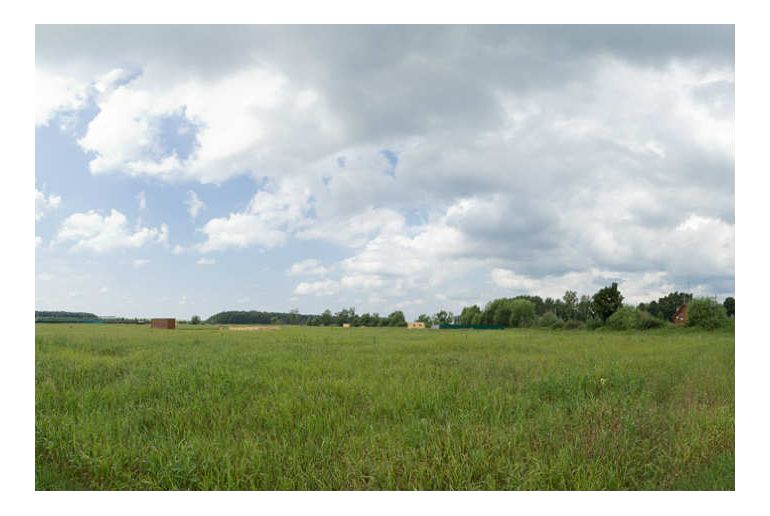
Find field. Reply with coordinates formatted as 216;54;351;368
35;324;734;490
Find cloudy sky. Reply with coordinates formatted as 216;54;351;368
35;25;734;319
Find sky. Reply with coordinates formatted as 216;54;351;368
35;25;734;319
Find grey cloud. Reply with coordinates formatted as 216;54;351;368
36;25;734;310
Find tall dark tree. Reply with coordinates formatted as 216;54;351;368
592;282;624;322
190;315;201;325
723;297;735;317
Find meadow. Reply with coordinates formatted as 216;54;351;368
35;324;734;490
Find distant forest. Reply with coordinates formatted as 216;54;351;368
35;285;736;330
34;311;148;324
35;311;100;323
206;310;316;325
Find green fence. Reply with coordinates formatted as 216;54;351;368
438;324;504;330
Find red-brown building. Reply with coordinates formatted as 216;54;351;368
672;304;688;325
151;318;176;329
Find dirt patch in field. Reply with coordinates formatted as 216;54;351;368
227;326;281;331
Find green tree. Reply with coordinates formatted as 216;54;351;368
723;297;735;317
190;315;201;325
493;305;512;327
416;314;433;327
638;300;660;319
334;307;356;326
433;310;452;326
459;305;481;325
320;309;333;326
656;292;693;321
562;291;578;320
576;295;593;321
387;311;407;327
592;282;624;322
509;299;535;327
481;299;512;325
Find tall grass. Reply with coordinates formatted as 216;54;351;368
35;324;734;490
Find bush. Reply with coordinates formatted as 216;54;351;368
687;298;728;330
585;317;603;330
536;311;562;328
637;310;664;330
606;306;639;330
563;319;585;330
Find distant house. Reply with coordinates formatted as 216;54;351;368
151;318;176;329
672;304;688;325
342;323;352;328
407;322;426;329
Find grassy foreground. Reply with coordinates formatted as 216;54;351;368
35;324;734;490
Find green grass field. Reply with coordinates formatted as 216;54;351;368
35;324;734;490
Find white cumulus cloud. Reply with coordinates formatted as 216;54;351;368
198;180;312;252
287;259;329;276
293;280;341;297
55;209;169;253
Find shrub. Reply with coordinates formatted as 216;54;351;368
563;319;585;330
687;298;728;330
536;311;562;328
585;317;603;330
637;310;664;330
606;306;639;330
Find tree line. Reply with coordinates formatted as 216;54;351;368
38;285;736;331
35;311;100;323
205;308;409;327
435;284;735;331
203;284;734;331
